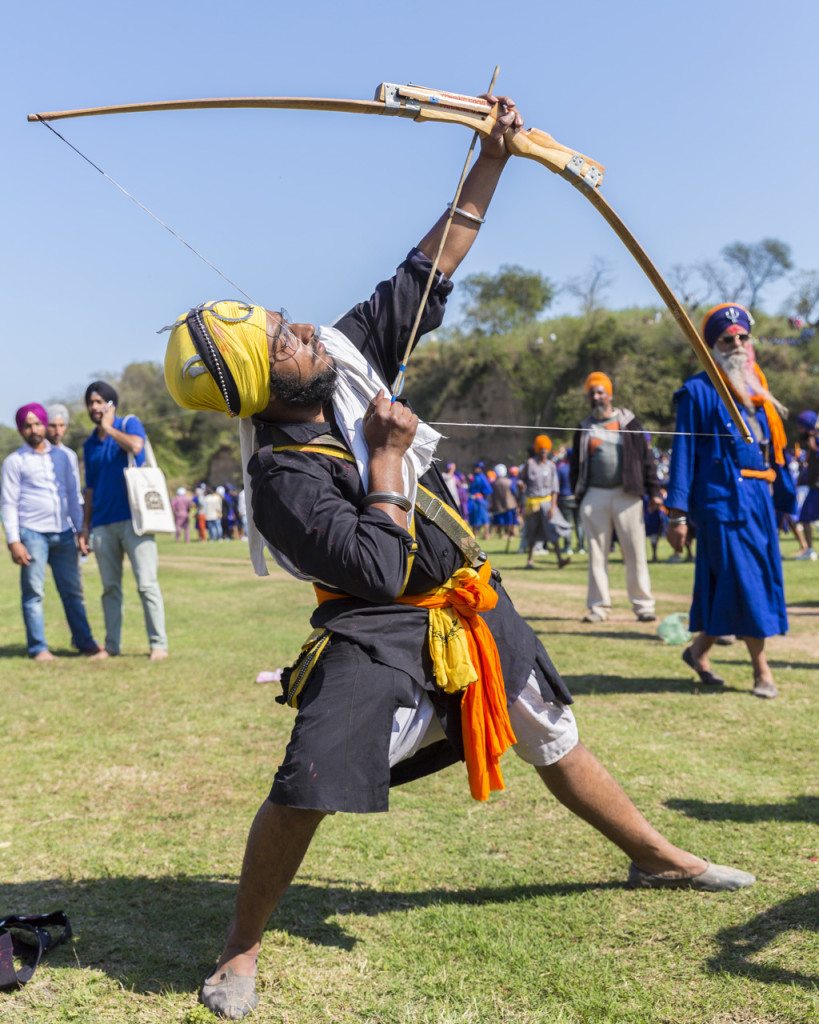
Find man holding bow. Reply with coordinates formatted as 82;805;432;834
163;100;755;1020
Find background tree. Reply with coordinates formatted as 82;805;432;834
667;263;710;310
564;257;614;322
460;264;554;335
721;237;793;311
784;270;819;323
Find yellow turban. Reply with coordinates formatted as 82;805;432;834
164;300;271;418
584;371;613;397
533;433;552;452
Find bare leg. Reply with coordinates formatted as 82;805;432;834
790;519;807;553
208;801;325;981
743;636;774;685
536;743;706;876
805;522;813;549
688;632;717;672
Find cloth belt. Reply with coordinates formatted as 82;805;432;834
525;495;552;515
0;911;72;990
740;468;776;482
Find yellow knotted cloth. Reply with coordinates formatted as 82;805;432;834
314;561;517;802
163;300;271;418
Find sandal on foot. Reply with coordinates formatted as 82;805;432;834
682;647;725;687
200;966;258;1020
628;860;755;891
751;676;778;699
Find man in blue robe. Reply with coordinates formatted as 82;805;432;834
666;303;788;699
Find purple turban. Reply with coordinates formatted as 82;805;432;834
796;410;817;432
15;403;48;433
701;303;753;347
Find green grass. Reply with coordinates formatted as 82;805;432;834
0;534;816;1023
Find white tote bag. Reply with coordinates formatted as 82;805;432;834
123;420;175;535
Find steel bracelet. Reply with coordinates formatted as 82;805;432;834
446;203;485;225
362;491;412;513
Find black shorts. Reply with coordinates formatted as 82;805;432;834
269;638;460;813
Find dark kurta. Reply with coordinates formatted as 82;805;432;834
249;249;571;813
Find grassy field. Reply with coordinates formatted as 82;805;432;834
0;533;816;1024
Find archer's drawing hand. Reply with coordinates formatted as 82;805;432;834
364;390;419;458
479;94;524;160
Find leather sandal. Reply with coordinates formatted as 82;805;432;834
0;911;72;990
628;860;755;891
751;676;778;699
200;965;259;1020
682;646;725;687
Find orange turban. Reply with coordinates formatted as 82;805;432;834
584;371;613;396
533;434;552;452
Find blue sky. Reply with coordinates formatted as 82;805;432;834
4;0;817;427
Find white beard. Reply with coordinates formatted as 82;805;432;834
714;348;751;407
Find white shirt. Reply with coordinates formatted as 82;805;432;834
1;441;84;543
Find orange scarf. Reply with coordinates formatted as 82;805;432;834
721;363;787;466
315;562;517;801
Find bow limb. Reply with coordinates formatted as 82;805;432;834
27;97;391;122
505;127;751;442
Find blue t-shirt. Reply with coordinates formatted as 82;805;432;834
83;415;146;527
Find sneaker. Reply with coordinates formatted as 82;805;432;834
667;553;683;564
794;548;818;561
581;609;607;623
636;612;657;623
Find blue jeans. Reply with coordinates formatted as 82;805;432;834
91;519;167;654
19;527;98;657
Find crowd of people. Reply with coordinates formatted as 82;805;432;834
171;483;248;542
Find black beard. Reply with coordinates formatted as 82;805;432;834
269;364;339;409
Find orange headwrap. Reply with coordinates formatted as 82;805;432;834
584;372;613;396
533;434;552;452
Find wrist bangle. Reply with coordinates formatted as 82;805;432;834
446;203;485;225
668;515;687;526
362;491;412;513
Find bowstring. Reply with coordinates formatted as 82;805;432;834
428;421;740;439
35;117;256;305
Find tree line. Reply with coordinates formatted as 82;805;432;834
2;237;816;477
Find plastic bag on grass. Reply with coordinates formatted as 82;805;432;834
657;612;691;645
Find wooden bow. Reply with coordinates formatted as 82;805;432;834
28;82;750;441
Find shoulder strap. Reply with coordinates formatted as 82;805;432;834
268;438;484;569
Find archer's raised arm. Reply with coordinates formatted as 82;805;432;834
416;94;523;279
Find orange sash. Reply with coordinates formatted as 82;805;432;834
315;562;517;802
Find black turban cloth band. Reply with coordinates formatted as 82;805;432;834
84;380;119;407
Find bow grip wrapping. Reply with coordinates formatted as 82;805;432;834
505;127;605;187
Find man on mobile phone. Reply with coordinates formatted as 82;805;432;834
82;380;168;660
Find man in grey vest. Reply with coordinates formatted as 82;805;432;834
570;372;660;623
